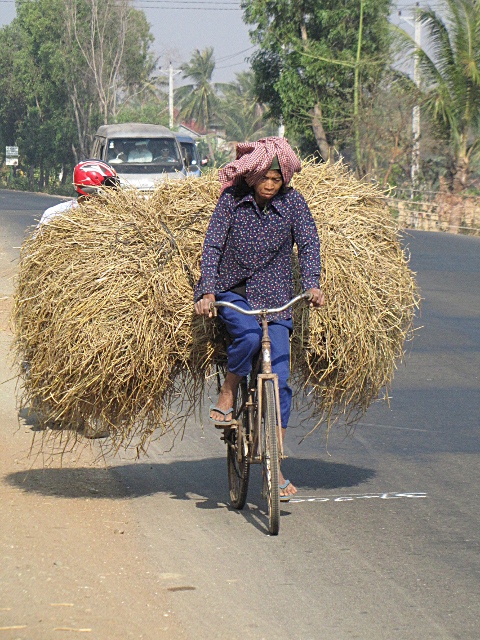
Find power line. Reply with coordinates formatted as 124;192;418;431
0;0;241;3
132;6;241;9
216;60;249;69
0;0;239;2
216;45;255;62
133;0;239;4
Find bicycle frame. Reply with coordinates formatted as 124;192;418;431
212;292;311;463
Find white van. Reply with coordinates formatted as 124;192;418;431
91;123;189;190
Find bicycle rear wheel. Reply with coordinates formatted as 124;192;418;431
262;379;280;535
227;380;250;509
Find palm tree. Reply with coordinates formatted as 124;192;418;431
217;71;276;141
175;47;228;131
402;0;480;191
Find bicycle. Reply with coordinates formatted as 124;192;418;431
212;292;312;535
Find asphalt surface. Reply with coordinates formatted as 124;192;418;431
2;189;479;639
0;187;69;230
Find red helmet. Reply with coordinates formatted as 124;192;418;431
73;160;120;196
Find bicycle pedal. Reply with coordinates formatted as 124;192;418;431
220;428;236;442
214;420;238;431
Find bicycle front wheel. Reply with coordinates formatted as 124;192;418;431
227;380;250;509
262;379;280;535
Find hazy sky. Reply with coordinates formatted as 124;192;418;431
0;1;442;85
0;0;254;83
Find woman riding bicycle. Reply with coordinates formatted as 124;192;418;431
194;137;324;499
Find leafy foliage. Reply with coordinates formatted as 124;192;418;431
242;0;392;160
175;48;229;131
0;0;156;190
396;0;480;190
114;99;169;127
216;71;276;141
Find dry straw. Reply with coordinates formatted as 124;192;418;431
13;160;419;456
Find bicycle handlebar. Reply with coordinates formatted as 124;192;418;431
211;292;312;316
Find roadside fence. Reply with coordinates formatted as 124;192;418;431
387;190;480;236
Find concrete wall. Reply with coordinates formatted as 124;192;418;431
390;194;480;235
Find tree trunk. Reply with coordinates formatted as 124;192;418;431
206;135;215;164
64;0;128;127
71;144;79;166
298;13;332;162
452;156;469;193
69;85;89;159
311;102;331;162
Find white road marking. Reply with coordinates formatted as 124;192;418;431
289;492;427;504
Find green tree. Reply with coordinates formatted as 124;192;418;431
398;0;480;191
242;0;392;161
63;0;155;156
356;71;419;187
175;48;228;131
217;71;276;141
0;0;156;190
0;22;28;148
1;0;77;187
114;64;170;127
114;97;169;127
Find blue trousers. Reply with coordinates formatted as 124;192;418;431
216;291;293;428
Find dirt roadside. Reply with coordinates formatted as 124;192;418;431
0;241;187;638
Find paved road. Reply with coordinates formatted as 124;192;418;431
0;187;68;229
2;190;479;639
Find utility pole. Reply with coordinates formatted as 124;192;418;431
159;62;181;130
354;0;365;174
412;5;421;191
168;62;177;129
399;3;422;194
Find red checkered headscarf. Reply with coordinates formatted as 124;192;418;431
218;137;301;192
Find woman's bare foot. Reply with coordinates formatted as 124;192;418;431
210;372;242;423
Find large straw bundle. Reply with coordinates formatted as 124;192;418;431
13;160;419;455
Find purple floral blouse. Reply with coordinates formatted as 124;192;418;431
194;186;321;320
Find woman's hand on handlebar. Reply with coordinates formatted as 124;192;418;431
306;288;325;308
195;293;216;317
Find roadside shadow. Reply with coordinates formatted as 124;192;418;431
19;407;75;433
4;457;375;536
4;457;375;502
19;407;44;432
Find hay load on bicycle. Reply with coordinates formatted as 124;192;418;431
13;146;419;457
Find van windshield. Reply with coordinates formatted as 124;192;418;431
106;138;183;173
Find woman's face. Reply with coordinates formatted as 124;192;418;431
253;170;283;204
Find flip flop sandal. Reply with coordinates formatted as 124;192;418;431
209;404;234;428
280;479;292;502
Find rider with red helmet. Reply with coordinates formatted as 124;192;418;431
34;161;120;439
38;160;119;226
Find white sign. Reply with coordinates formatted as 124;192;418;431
5;146;18;166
